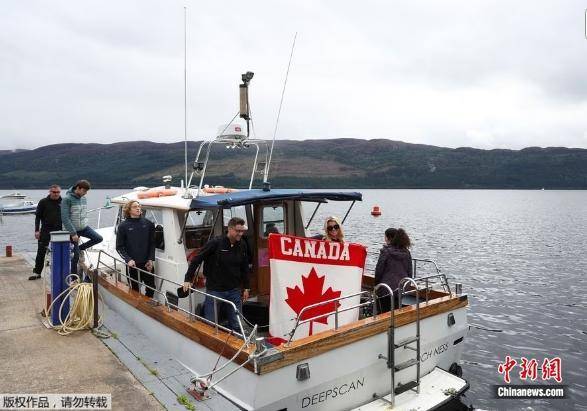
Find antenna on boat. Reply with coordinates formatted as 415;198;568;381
239;71;254;137
182;6;192;199
265;32;297;184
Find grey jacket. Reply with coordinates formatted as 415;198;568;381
61;186;88;234
374;244;413;292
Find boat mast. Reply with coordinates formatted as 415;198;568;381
183;6;190;197
265;32;297;184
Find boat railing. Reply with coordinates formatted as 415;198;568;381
286;289;389;345
95;250;250;341
285;270;454;345
403;273;452;303
411;258;441;278
364;252;442;280
86;198;114;229
186;138;271;197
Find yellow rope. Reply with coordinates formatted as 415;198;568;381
46;276;103;336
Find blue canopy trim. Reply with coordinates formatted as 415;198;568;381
188;189;362;210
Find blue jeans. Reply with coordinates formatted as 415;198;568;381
203;289;242;332
71;226;103;274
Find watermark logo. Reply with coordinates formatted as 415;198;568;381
495;356;564;399
497;356;562;384
0;394;111;410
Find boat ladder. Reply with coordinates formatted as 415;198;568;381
373;279;421;407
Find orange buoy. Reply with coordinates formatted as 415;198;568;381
371;205;382;216
202;185;238;194
137;188;177;199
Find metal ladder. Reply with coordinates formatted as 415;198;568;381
373;279;421;407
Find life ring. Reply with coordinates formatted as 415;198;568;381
137;188;178;199
202;185;238;194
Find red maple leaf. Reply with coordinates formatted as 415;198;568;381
285;267;342;336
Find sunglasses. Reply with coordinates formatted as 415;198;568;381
327;224;340;231
50;191;60;194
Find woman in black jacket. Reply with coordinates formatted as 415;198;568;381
116;200;156;297
374;228;413;313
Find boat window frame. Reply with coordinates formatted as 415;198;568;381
142;207;165;251
259;203;287;238
178;208;219;245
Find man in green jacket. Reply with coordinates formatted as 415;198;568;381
61;180;103;275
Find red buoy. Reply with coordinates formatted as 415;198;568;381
5;245;13;257
371;206;382;216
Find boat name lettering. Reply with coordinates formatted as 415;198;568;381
420;342;449;362
280;237;350;261
301;377;365;408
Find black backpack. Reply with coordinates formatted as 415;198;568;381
202;237;249;278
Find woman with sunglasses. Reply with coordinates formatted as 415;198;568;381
322;216;345;243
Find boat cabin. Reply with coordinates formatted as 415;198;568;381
108;187;362;329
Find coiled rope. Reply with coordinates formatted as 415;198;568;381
46;274;104;336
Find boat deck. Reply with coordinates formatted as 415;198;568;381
97;271;468;375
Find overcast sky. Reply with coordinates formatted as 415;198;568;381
1;0;586;150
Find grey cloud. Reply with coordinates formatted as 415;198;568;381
0;0;586;150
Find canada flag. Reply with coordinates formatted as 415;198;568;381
268;234;367;343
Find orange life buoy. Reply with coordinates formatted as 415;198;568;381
371;205;382;216
137;188;177;199
202;186;238;194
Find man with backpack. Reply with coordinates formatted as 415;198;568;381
182;217;250;332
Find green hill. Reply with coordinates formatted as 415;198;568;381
0;139;585;189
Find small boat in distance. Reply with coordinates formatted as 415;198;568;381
0;192;27;200
0;200;37;215
0;192;29;207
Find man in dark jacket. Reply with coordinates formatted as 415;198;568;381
182;217;250;332
30;185;62;280
116;200;156;297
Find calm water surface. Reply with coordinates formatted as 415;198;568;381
1;189;585;410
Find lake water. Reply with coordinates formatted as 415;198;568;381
1;188;585;411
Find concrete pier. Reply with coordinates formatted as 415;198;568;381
0;255;164;410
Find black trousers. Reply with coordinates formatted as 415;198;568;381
34;231;51;274
127;263;156;298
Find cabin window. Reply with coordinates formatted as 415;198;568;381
144;208;165;250
261;205;285;237
224;206;247;225
144;208;163;225
183;210;214;249
186;209;214;227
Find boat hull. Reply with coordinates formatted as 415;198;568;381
99;285;468;411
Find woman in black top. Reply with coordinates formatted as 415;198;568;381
374;228;413;312
116;200;156;297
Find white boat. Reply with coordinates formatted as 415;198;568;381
0;192;29;208
0;192;27;200
0;200;37;214
83;73;469;411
